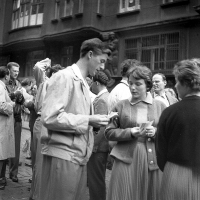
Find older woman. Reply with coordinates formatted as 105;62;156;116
105;63;166;200
156;59;200;200
0;66;15;190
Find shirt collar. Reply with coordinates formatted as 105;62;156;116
71;64;90;91
120;79;129;87
154;91;167;99
96;88;108;98
129;92;153;105
8;78;16;86
0;80;6;89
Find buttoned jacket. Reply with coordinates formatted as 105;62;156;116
105;96;166;171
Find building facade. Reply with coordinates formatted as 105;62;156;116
0;0;200;81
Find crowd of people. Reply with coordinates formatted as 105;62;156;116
0;37;200;200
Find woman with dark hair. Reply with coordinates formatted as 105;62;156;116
0;66;15;190
156;59;200;200
88;70;110;200
105;65;166;200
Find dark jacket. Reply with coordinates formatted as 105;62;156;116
93;90;109;153
6;79;24;122
156;96;200;171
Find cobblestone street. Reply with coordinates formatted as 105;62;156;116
0;121;111;200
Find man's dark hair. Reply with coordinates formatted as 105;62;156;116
154;73;166;81
49;64;63;77
7;62;20;70
21;78;32;87
0;66;10;79
93;69;111;86
80;38;111;58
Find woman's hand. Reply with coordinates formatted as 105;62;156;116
131;127;146;138
145;126;156;137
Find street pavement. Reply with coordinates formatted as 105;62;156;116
0;121;111;200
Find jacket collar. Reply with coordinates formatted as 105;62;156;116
71;64;90;91
129;92;153;105
96;88;108;98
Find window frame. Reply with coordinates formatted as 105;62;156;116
124;32;180;72
54;0;60;19
119;0;140;13
12;0;44;30
64;0;74;17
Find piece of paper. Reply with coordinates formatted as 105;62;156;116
139;121;154;130
108;112;118;119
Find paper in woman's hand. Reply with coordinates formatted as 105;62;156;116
139;121;154;131
107;112;118;119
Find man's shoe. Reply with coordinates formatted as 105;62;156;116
0;178;5;190
1;177;7;186
12;176;18;182
0;185;5;190
10;175;18;182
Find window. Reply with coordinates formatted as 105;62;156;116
97;0;103;14
64;0;74;16
12;0;44;30
163;0;181;3
97;0;101;13
61;46;73;67
125;32;179;71
78;0;84;13
54;0;60;19
25;50;45;76
119;0;140;13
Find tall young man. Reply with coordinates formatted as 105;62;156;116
39;38;111;200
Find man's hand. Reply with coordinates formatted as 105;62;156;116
89;114;110;128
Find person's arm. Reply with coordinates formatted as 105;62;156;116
155;110;168;171
105;105;134;141
41;72;109;134
33;58;50;88
93;98;108;143
0;86;13;116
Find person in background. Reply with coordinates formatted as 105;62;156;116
88;70;111;200
107;59;142;112
86;76;97;102
152;73;178;106
0;66;15;190
24;85;37;167
40;38;110;200
156;59;200;200
6;62;24;183
21;78;34;122
30;60;63;200
105;64;166;200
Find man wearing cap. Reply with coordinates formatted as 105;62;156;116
39;38;111;200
